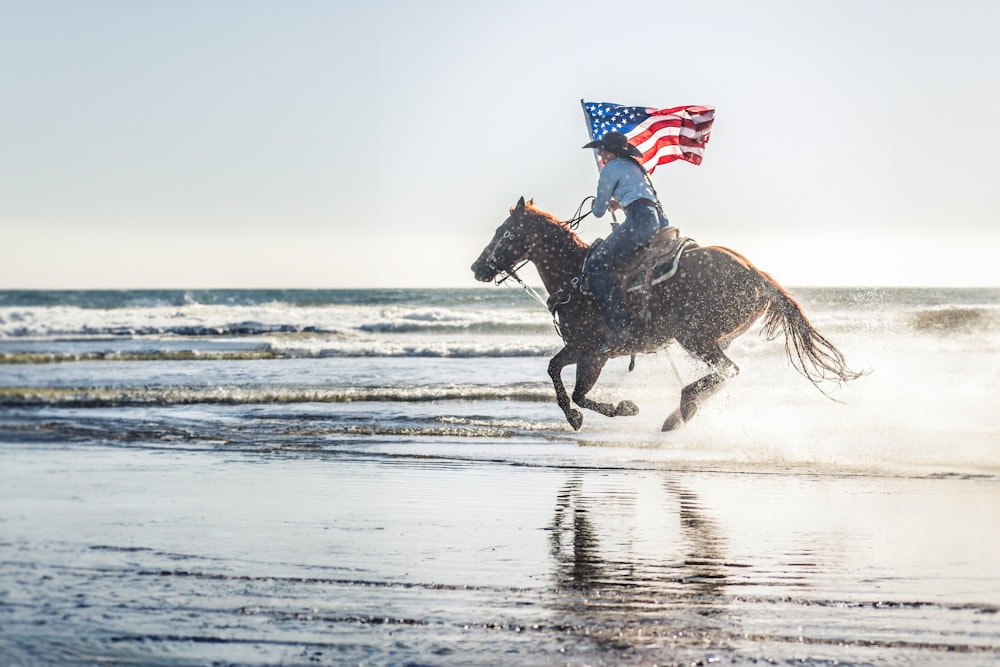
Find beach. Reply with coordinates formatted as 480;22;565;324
1;287;999;665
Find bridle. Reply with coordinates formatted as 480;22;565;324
486;227;548;307
485;230;518;277
489;196;593;283
488;196;595;316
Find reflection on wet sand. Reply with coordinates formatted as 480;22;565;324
547;472;736;656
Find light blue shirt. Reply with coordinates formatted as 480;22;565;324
591;157;658;218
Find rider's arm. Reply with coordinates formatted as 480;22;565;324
591;160;621;218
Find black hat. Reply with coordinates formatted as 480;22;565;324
582;131;642;158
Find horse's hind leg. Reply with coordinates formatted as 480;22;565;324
662;342;739;431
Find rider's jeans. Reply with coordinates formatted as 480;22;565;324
583;203;667;333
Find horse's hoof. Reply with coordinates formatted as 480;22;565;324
615;400;639;417
661;409;684;431
568;409;583;430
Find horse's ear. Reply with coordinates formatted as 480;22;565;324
513;196;526;213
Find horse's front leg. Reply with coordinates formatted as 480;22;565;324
572;354;640;420
548;346;583;430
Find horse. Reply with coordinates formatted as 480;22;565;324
471;197;863;431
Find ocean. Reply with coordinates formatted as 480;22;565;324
1;287;999;665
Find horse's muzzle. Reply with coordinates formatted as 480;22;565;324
471;258;497;283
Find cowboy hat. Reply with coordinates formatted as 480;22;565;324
582;131;642;158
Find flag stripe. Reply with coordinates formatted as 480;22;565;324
630;119;707;146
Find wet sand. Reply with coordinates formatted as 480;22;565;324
2;441;999;666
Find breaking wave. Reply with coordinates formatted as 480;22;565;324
0;383;554;407
0;338;561;363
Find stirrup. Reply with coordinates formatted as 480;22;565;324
598;328;631;355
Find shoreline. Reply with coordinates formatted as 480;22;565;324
3;438;998;665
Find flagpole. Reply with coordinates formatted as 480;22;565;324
580;99;602;171
581;99;617;225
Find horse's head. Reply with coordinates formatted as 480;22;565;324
471;196;540;283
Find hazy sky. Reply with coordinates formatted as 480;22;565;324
2;0;998;289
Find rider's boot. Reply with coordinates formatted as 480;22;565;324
598;326;632;355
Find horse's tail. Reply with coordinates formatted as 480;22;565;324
757;272;864;395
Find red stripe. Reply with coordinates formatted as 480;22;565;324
645;152;703;170
648;104;714;117
635;133;710;148
642;141;706;171
628;117;713;149
643;142;705;159
646;116;713;137
631;135;710;158
646;106;715;127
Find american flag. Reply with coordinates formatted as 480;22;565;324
582;101;715;172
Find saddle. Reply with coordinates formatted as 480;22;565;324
553;228;697;342
614;227;696;293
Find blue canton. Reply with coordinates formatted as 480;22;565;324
584;102;649;141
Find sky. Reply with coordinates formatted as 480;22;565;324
2;0;998;289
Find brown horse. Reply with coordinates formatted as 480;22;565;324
471;197;862;431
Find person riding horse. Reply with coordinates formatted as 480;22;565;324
582;132;670;354
472;199;862;431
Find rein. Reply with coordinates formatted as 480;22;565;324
565;195;594;230
498;266;549;309
491;231;549;310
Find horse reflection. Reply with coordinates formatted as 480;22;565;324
548;473;728;606
549;476;606;590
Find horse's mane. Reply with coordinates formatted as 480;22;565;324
522;200;588;248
